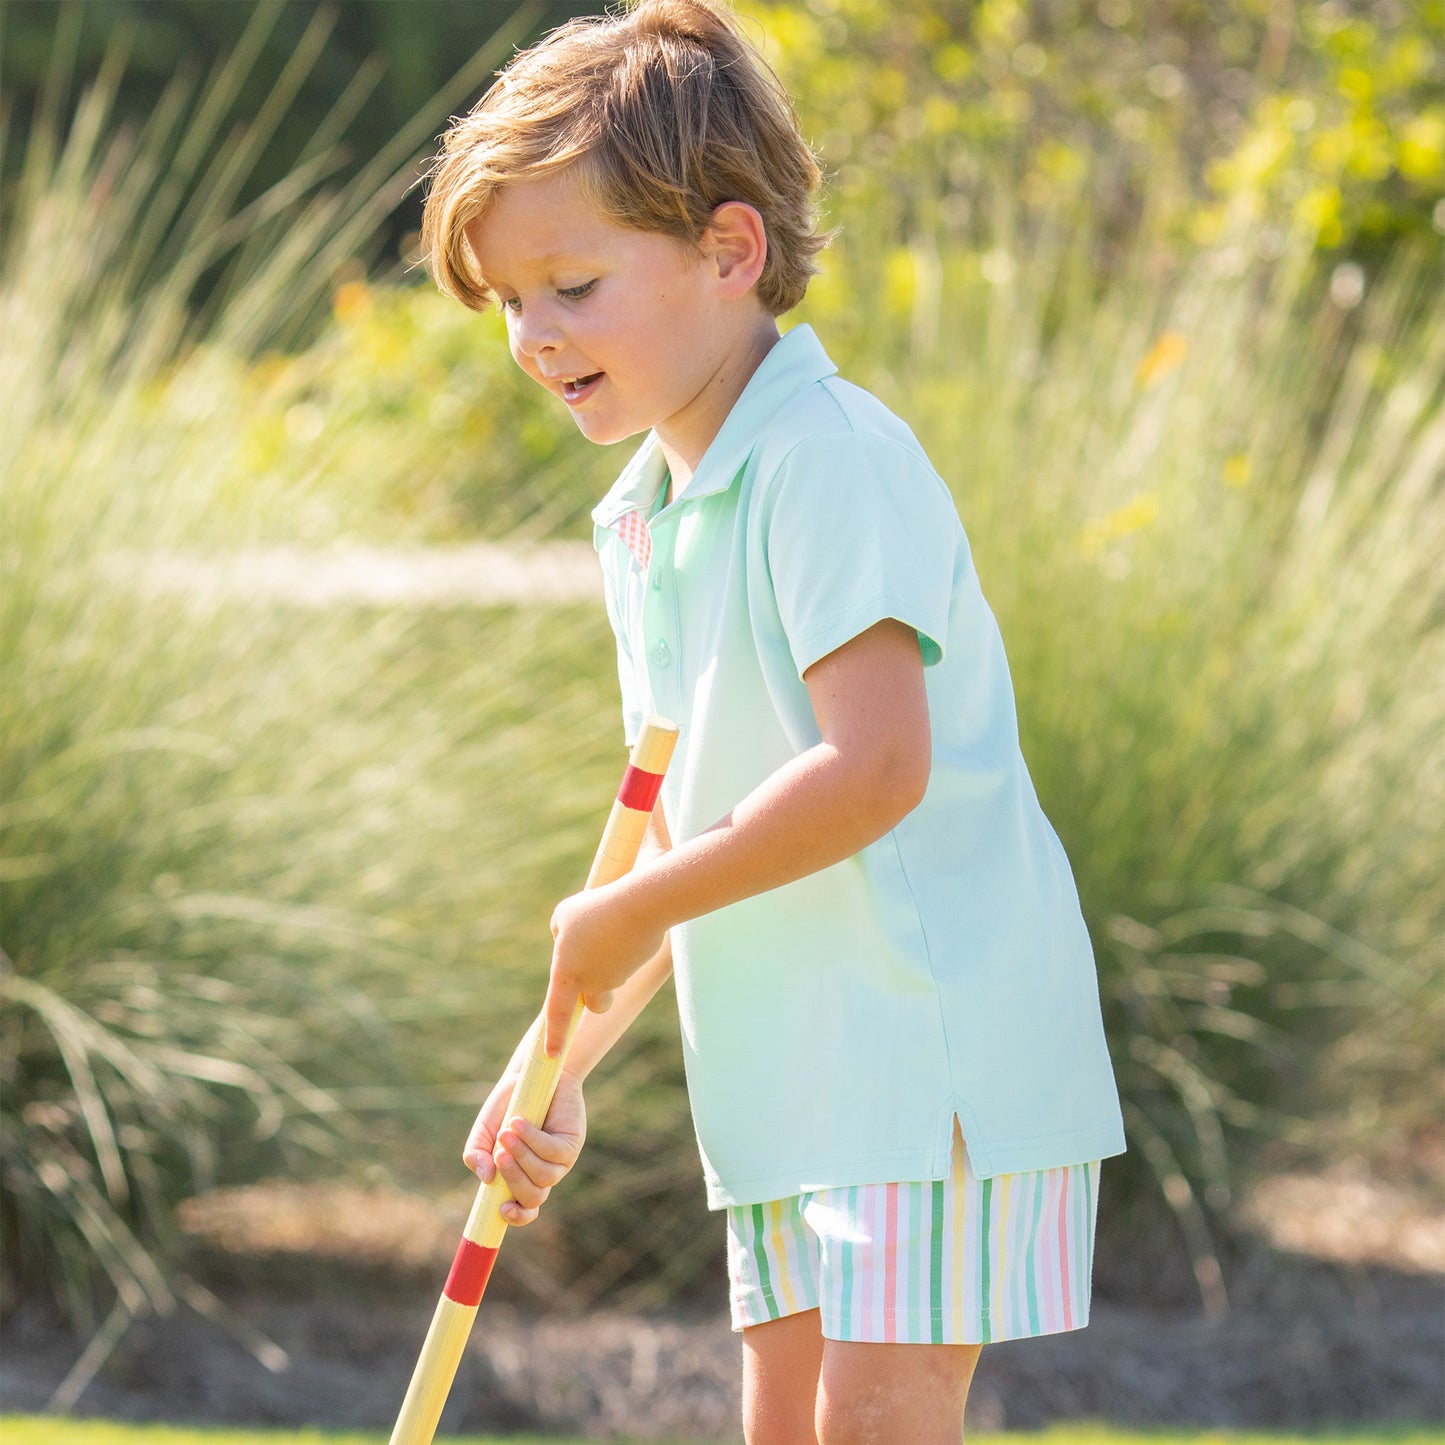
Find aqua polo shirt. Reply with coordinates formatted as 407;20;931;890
591;324;1125;1210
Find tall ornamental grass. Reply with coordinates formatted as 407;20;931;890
0;3;627;1380
800;196;1443;1303
739;0;1445;1306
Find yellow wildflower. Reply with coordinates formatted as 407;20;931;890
1081;493;1159;559
333;280;373;325
1136;331;1188;389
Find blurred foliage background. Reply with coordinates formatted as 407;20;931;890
2;0;1442;1386
0;0;588;267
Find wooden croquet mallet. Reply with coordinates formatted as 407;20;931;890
388;716;679;1445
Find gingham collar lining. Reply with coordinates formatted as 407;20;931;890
613;505;653;569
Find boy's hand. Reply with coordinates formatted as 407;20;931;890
544;880;666;1055
463;1067;587;1225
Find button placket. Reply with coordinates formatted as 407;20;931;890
642;512;680;713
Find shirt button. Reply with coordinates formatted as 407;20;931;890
651;568;662;590
652;640;671;668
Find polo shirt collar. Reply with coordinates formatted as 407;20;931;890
590;324;837;528
590;432;669;529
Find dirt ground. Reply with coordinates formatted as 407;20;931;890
3;1168;1442;1437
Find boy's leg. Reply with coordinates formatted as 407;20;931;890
741;1310;825;1445
744;1319;980;1445
816;1339;981;1445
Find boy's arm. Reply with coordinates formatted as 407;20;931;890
560;798;676;1076
563;930;673;1079
544;617;930;1052
465;805;674;1221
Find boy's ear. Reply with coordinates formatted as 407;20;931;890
704;202;768;299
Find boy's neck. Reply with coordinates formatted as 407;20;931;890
658;316;781;501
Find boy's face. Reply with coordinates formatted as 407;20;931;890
465;174;754;470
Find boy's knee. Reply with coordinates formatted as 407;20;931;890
745;1404;817;1445
816;1342;978;1445
744;1374;820;1445
815;1380;899;1445
742;1312;824;1445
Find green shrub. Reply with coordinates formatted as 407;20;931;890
743;0;1445;262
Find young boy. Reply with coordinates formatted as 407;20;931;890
420;2;1125;1438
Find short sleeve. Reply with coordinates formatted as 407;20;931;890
595;528;647;745
764;433;961;679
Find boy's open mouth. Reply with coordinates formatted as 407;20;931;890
561;372;603;403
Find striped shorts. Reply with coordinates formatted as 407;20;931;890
725;1127;1100;1344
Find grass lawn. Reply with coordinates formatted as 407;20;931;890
3;1421;1442;1445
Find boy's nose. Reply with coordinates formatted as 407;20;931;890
513;309;563;359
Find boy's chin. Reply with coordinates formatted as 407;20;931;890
568;412;646;448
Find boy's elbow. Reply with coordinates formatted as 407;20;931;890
864;744;931;830
893;748;933;819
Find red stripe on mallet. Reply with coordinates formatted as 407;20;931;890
443;1238;498;1308
616;764;664;813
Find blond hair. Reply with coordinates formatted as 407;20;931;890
420;0;827;316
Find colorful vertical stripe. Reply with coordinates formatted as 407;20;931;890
729;1195;821;1326
726;1131;1100;1345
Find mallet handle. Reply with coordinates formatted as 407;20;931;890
389;717;679;1445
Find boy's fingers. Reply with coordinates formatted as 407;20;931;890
462;1068;526;1182
465;1108;499;1155
494;1139;557;1208
462;1102;506;1181
496;1140;546;1223
512;1115;582;1165
498;1124;575;1186
542;978;577;1057
464;1125;498;1180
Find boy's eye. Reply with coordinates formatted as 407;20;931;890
494;282;591;314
